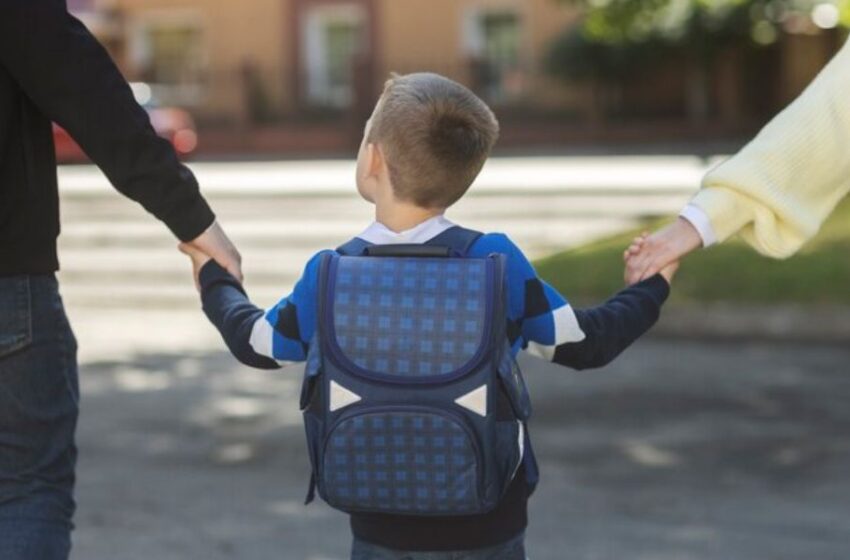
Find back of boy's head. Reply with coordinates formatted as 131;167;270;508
367;72;500;209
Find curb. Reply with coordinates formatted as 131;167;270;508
652;303;850;344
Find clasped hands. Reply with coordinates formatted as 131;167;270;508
178;221;239;289
623;217;704;286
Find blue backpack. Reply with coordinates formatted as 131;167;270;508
300;227;533;516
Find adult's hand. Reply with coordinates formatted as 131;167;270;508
184;221;243;282
624;218;702;284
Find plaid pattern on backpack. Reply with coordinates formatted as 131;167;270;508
299;227;532;516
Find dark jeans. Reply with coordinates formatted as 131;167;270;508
0;275;78;559
351;532;527;560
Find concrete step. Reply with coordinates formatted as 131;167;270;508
56;247;321;274
58;192;690;224
57;218;634;273
58;220;366;249
55;197;642;308
57;267;301;287
58;156;715;195
57;280;293;310
53;157;705;310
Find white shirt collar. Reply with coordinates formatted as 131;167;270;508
357;214;456;245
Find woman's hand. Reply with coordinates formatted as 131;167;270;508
624;218;700;284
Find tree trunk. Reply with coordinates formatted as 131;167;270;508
685;63;710;124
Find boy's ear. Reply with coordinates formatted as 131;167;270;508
367;142;387;178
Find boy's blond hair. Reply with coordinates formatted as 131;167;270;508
367;72;500;209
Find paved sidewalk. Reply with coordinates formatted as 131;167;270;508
71;337;850;560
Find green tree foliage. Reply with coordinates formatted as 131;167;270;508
548;0;849;82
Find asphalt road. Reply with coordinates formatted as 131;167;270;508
71;339;850;560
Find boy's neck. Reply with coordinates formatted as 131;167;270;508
375;199;444;233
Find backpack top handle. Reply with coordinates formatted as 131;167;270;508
336;226;484;258
363;244;452;258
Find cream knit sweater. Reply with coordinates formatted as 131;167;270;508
691;36;850;258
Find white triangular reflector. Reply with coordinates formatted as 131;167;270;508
454;385;487;417
329;381;362;412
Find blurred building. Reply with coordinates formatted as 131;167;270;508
78;0;845;155
89;1;575;120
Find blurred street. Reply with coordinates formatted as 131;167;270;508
57;155;710;315
71;343;850;560
58;157;850;559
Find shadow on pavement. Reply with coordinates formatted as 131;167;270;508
73;340;850;560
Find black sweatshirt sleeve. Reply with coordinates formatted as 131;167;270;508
198;261;281;370
552;275;670;370
0;0;214;241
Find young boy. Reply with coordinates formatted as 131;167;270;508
180;73;677;560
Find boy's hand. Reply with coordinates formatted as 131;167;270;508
624;233;679;285
624;218;700;284
178;242;213;291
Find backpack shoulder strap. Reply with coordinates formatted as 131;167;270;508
335;237;371;256
425;226;484;257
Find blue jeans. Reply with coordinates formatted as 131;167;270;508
0;275;78;559
351;532;526;560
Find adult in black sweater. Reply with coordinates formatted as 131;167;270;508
0;2;239;557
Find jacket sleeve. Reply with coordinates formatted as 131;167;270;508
198;252;325;368
198;262;281;370
548;276;669;370
0;0;214;241
691;36;850;258
500;235;669;370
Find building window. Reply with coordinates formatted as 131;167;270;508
131;13;207;106
303;4;367;108
465;9;524;103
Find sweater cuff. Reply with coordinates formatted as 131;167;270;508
688;186;755;244
199;260;245;295
679;204;717;247
162;193;216;242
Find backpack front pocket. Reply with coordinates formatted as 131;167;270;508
320;406;482;515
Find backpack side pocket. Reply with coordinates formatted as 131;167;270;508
496;344;531;421
301;337;323;504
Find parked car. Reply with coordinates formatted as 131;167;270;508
54;82;199;163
